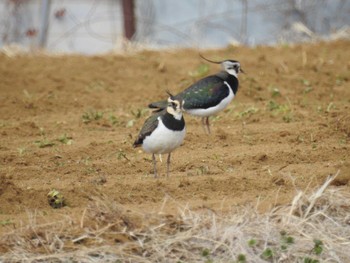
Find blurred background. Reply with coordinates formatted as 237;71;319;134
0;0;349;54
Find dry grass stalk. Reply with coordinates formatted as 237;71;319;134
1;174;349;262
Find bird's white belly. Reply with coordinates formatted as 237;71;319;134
186;82;234;117
142;119;186;154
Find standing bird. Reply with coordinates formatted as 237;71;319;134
149;55;244;134
133;95;186;178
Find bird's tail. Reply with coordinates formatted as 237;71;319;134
148;100;167;111
133;139;142;148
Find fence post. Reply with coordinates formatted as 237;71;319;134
38;0;52;48
121;0;136;40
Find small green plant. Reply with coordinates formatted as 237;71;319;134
301;79;311;87
82;110;104;124
201;248;213;263
131;108;149;119
17;147;26;156
47;189;66;209
0;219;12;226
126;119;135;127
282;113;293;123
236;253;247;263
267;100;291;123
280;231;294;251
313;239;323;255
85;80;109;92
303;257;320;263
237;106;259;118
303;86;313;94
35;139;55;148
335;75;346;86
109;114;119;125
326;102;335;113
197;165;209;175
58;134;73;145
201;248;210;257
261;248;273;260
269;86;281;97
283;235;294;245
189;64;209;77
248;238;257;247
267;100;281;111
80;156;91;166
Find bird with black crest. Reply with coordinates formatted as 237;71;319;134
149;54;244;134
133;92;186;178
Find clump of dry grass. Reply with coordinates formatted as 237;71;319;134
335;113;350;138
1;174;349;262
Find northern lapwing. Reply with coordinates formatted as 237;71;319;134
149;55;244;134
133;94;186;178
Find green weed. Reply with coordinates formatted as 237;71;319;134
86;80;112;92
201;248;210;257
267;100;282;111
269;86;281;97
280;231;294;251
17;147;26;156
282;113;293;123
197;165;209;175
313;239;323;255
189;64;209;78
126;119;135;127
261;247;274;260
109;114;119;125
326;102;335;113
303;257;320;263
267;100;292;122
131;108;149;119
58;134;73;145
301;79;311;87
335;75;347;86
0;219;12;226
248;238;257;247
47;189;66;209
201;248;213;263
237;106;259;118
35;139;55;148
236;253;247;263
82;110;104;124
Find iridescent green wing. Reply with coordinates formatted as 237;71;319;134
180;75;229;110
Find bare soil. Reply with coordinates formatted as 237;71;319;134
0;40;349;246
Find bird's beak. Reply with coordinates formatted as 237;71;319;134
240;68;245;74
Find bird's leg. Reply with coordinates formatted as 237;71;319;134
152;153;158;178
201;117;208;134
166;152;171;178
205;117;211;134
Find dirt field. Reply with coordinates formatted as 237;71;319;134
0;40;349;257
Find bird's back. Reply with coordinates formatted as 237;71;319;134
133;110;164;147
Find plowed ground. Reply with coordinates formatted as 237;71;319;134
0;40;349;241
